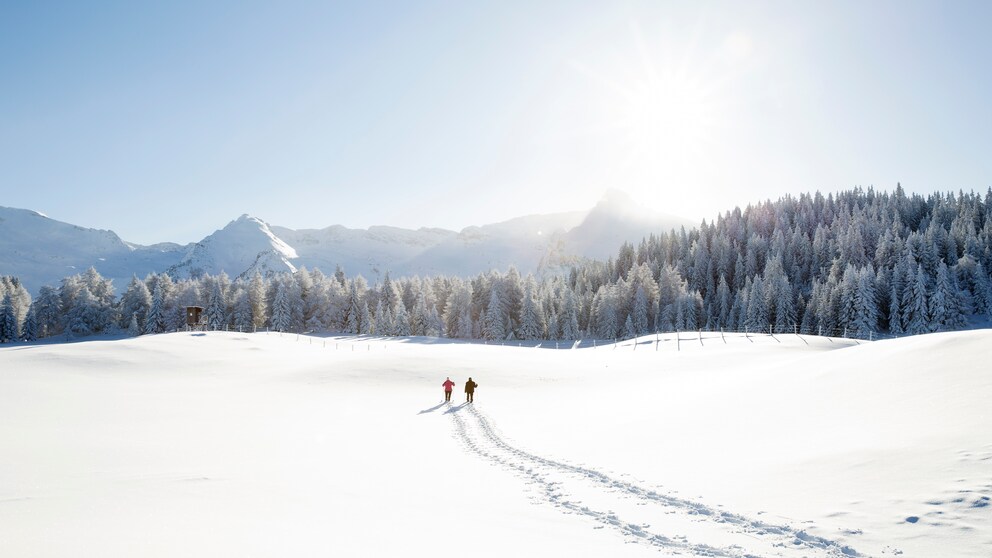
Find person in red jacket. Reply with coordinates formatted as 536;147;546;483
464;377;478;403
442;377;456;402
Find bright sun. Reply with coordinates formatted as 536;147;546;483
568;21;749;218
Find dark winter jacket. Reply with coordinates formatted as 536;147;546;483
464;380;478;394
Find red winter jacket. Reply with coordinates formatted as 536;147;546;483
442;380;456;392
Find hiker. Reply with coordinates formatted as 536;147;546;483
442;377;456;402
464;377;478;403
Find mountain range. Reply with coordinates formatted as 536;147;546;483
0;190;694;295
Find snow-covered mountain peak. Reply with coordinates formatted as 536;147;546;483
556;190;692;260
167;214;298;279
214;214;298;258
589;188;663;223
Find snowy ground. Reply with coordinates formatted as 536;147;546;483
1;329;989;557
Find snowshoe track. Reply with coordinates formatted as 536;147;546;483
447;403;864;558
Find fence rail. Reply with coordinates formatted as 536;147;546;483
168;322;901;353
190;322;894;341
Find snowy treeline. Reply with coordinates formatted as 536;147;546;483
0;276;33;342
620;185;992;338
3;186;992;343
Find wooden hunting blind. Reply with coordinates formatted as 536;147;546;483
186;306;205;327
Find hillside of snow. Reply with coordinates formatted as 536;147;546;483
270;224;459;279
0;206;185;293
1;329;988;557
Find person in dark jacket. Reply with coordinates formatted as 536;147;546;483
464;377;478;403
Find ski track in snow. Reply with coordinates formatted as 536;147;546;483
445;403;864;558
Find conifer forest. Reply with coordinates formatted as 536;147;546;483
3;186;992;343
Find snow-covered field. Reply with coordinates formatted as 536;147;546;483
1;330;989;557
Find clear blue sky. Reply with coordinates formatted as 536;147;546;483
2;1;990;245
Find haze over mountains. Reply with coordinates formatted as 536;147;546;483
0;190;694;295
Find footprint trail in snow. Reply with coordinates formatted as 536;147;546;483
447;403;865;558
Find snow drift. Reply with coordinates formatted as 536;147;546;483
0;329;988;557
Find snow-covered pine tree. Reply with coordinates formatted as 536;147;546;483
624;314;636;339
321;274;347;331
745;277;768;331
763;255;796;332
500;268;524;336
426;303;443;337
954;254;992;316
838;265;860;331
546;309;560;340
393;299;412;336
674;291;687;330
888;285;904;335
204;278;227;331
689;239;711;297
903;264;930;335
21;305;38;341
373;300;390;336
593;287;619;339
560;289;580;341
972;265;992;318
631;285;649;335
716;275;731;328
285;276;305;332
928;261;967;331
356;302;371;335
483;289;506;341
295;268;318;332
81;267;117;331
270;279;293;332
304;269;331;332
454;308;472;339
875;266;893;327
800;286;818;334
0;278;31;336
518;282;545;340
727;283;745;331
733;254;748;291
249;271;268;330
850;266;879;338
681;292;702;330
144;283;167;335
344;281;364;334
0;293;16;342
119;276;152;331
345;306;359;334
442;281;472;339
811;223;833;278
380;272;400;316
32;285;62;338
64;287;99;338
411;290;430;336
232;289;253;332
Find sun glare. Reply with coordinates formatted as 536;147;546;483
617;71;713;170
569;20;749;219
